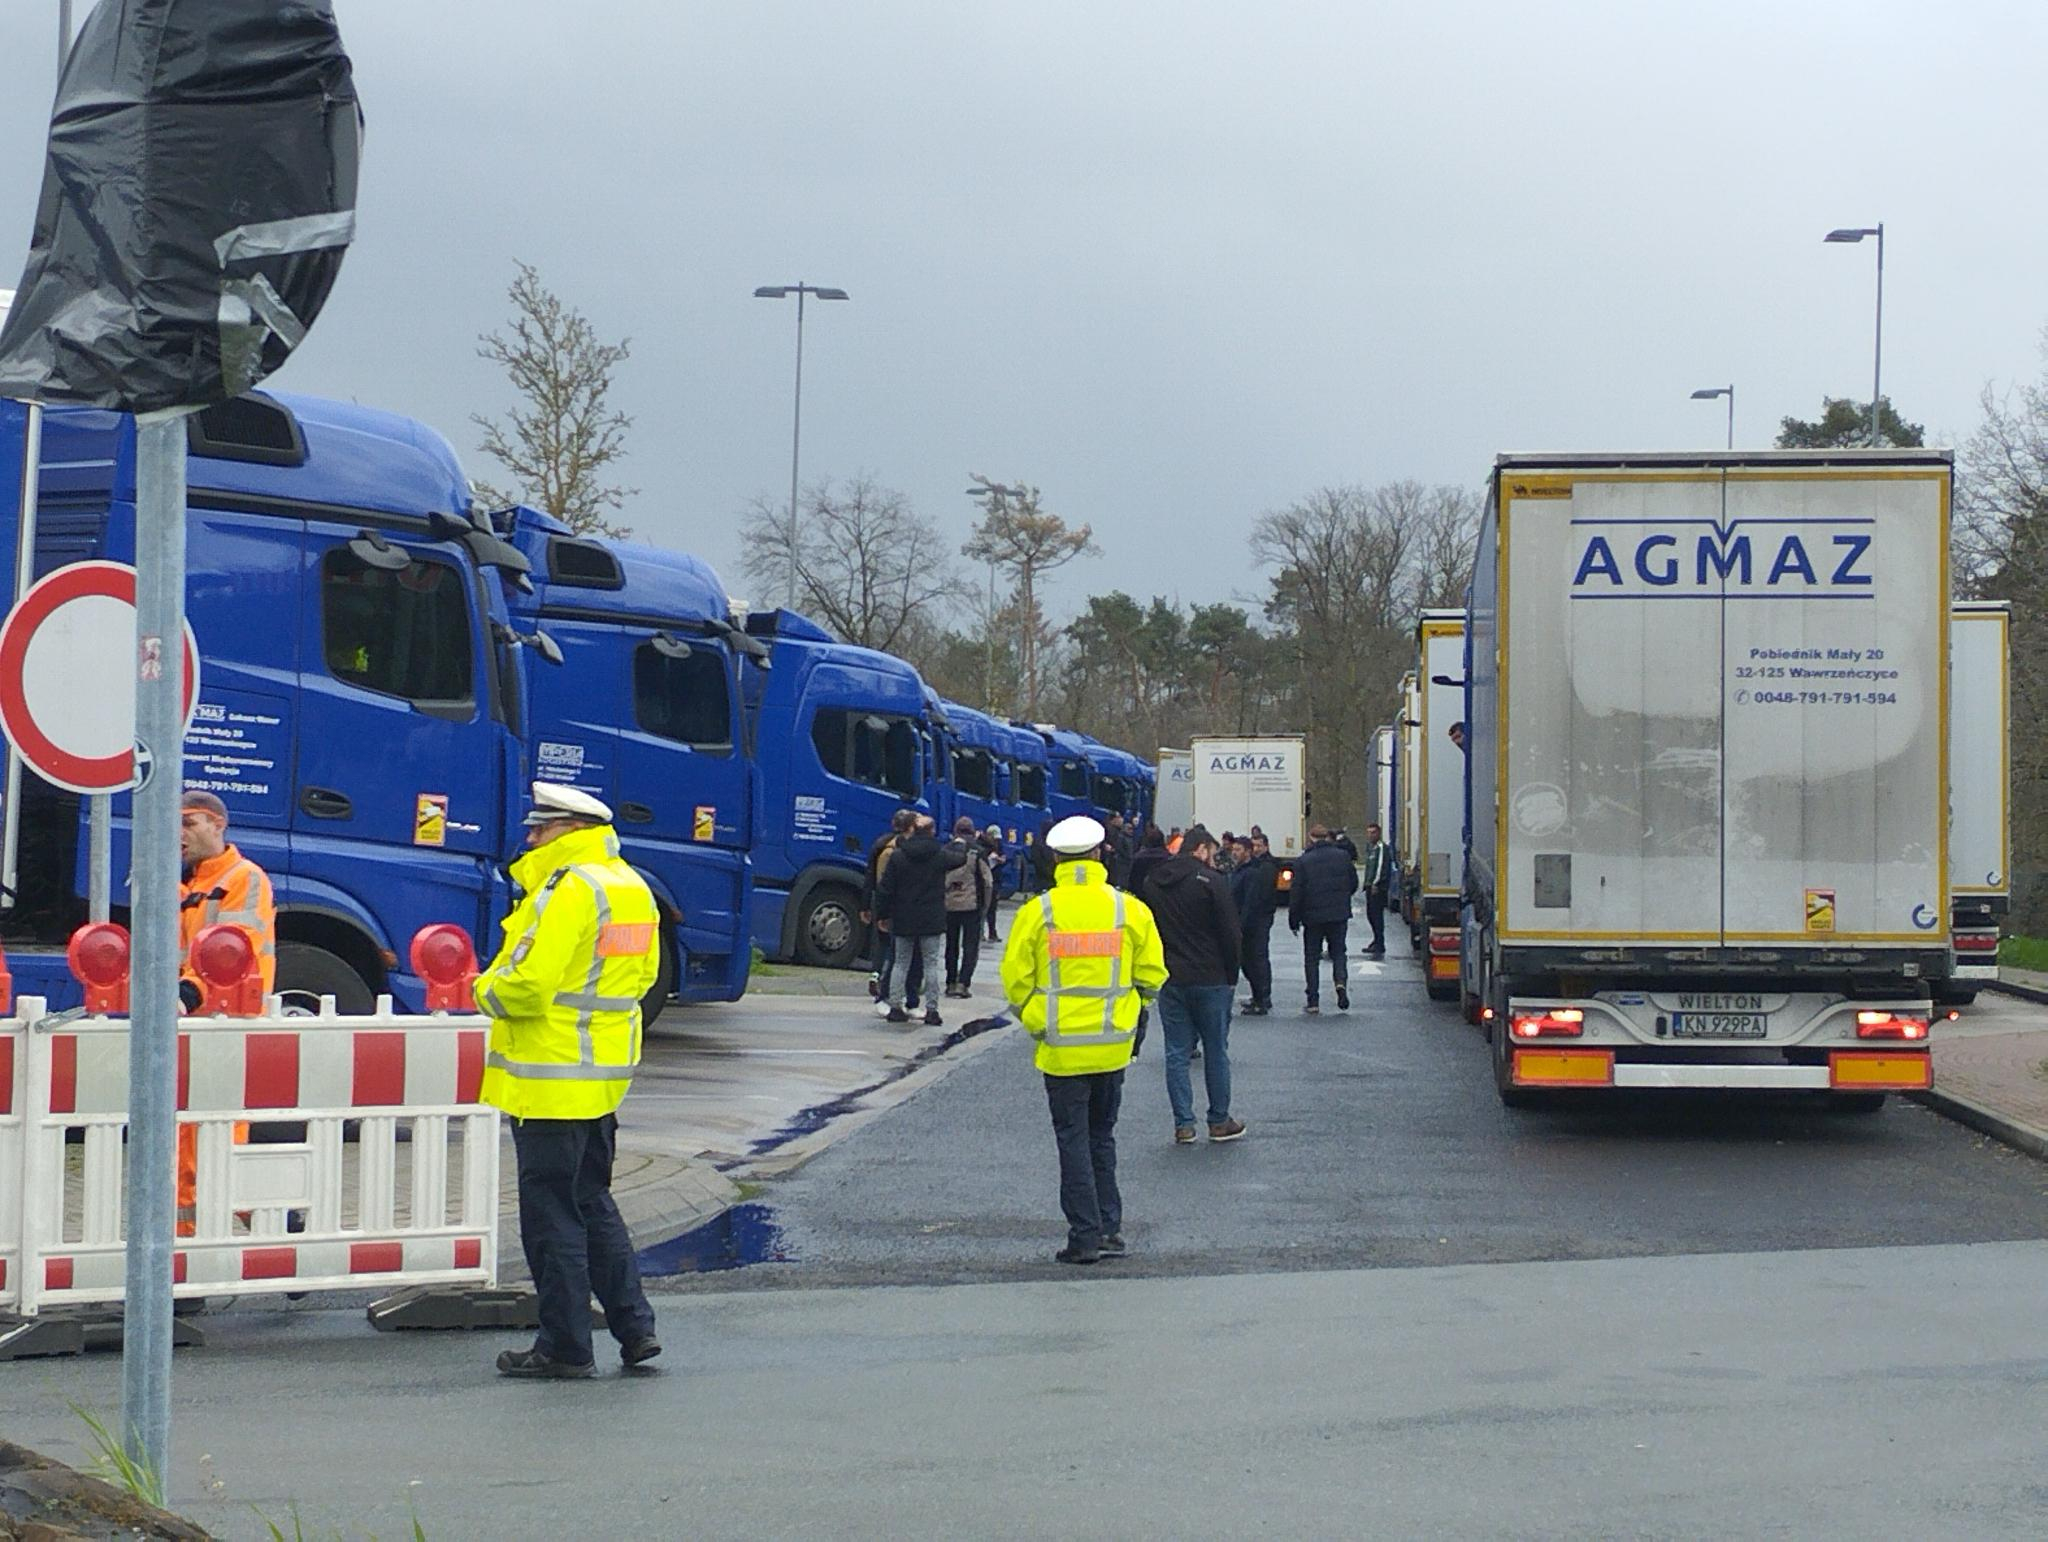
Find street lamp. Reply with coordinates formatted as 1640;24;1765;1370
754;282;849;610
1689;385;1734;449
967;483;1026;714
1823;224;1884;447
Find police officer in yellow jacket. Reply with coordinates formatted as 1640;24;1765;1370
478;783;663;1378
1001;815;1167;1264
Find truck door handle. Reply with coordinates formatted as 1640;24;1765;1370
298;786;353;819
618;801;655;825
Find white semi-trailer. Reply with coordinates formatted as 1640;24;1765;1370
1371;724;1397;847
1945;601;2009;1001
1154;747;1194;834
1191;735;1306;858
1462;451;1949;1107
1416;609;1468;999
1394;672;1421;940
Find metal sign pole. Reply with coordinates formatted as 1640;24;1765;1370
2;401;42;912
120;408;189;1476
88;792;110;920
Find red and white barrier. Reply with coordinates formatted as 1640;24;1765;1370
3;926;502;1318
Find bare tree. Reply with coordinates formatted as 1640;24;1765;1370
473;262;634;537
1407;483;1486;610
741;474;958;654
962;475;1098;718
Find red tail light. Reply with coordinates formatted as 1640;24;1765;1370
1953;933;2000;954
1856;1010;1928;1041
1511;1008;1584;1039
1427;929;1460;955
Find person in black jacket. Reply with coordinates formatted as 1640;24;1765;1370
1288;824;1360;1014
1141;824;1246;1143
1126;825;1170;897
863;808;918;1007
1230;833;1281;1015
875;814;968;1025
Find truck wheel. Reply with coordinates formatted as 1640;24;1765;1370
275;942;375;1017
639;924;677;1030
1490;974;1538;1107
795;886;862;969
1832;1092;1888;1115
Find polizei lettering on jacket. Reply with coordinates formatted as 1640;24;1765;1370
1567;519;1875;598
1208;752;1289;773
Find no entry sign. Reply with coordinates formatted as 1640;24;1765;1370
0;560;200;794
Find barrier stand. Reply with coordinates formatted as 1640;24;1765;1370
0;925;508;1360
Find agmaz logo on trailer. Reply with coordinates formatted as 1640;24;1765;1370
1208;752;1288;773
1567;518;1876;600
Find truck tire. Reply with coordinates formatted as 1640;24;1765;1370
275;941;375;1017
794;885;863;969
639;924;676;1030
1831;1092;1888;1115
1490;973;1540;1108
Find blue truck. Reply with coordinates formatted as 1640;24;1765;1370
742;609;943;967
0;388;751;1018
496;504;760;1005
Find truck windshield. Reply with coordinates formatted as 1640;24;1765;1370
633;641;733;752
1013;761;1046;807
1057;759;1090;799
321;549;473;713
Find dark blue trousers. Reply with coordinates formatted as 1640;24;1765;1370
511;1113;657;1366
1045;1070;1124;1250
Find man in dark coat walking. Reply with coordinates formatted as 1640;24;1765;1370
1141;824;1246;1144
1288;824;1359;1015
875;813;968;1025
1230;833;1281;1015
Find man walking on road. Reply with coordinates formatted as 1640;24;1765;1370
1231;832;1280;1015
942;815;995;997
876;813;968;1024
864;808;916;1008
477;783;662;1379
1289;823;1359;1015
1358;822;1393;956
1141;823;1246;1143
1002;815;1165;1263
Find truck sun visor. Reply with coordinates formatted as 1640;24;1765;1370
0;0;362;411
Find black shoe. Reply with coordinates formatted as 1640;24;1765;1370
1366;945;1386;957
1055;1245;1100;1265
1305;1000;1320;1015
1098;1234;1127;1258
924;1007;943;1026
867;973;881;999
496;1347;595;1380
1336;986;1350;1011
885;1005;910;1023
621;1336;662;1370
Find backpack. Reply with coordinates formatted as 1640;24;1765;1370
943;844;982;911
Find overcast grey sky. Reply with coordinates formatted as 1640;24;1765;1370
2;1;2043;619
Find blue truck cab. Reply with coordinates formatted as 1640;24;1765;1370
743;609;939;967
938;698;1021;894
1079;737;1149;828
1037;727;1099;826
496;506;757;1008
0;389;532;1012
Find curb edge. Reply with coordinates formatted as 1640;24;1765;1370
1912;1084;2048;1163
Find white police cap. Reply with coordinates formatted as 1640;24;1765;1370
1047;814;1106;854
524;781;613;826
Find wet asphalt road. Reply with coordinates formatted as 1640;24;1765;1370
660;919;2048;1291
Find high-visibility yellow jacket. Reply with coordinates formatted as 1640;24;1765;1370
1000;859;1167;1077
474;824;660;1120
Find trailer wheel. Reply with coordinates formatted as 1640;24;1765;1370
795;885;863;969
275;941;375;1017
1490;974;1540;1108
1831;1092;1888;1115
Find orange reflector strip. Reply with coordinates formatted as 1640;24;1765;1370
1513;1048;1613;1087
1049;931;1121;958
597;922;656;957
1828;1051;1931;1089
1429;957;1460;979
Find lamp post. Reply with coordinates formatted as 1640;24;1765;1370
967;483;1026;714
58;0;72;74
1823;223;1884;446
1689;384;1734;449
753;282;849;610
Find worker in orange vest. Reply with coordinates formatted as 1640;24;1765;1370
176;790;276;1236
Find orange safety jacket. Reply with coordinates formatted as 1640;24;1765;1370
177;845;276;1235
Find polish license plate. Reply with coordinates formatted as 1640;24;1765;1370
1669;1012;1769;1039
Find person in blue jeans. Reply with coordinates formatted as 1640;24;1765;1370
1136;824;1247;1143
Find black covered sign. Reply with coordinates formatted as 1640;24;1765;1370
0;0;362;411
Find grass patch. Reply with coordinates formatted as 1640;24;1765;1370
1999;934;2048;973
72;1402;164;1510
749;945;779;979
